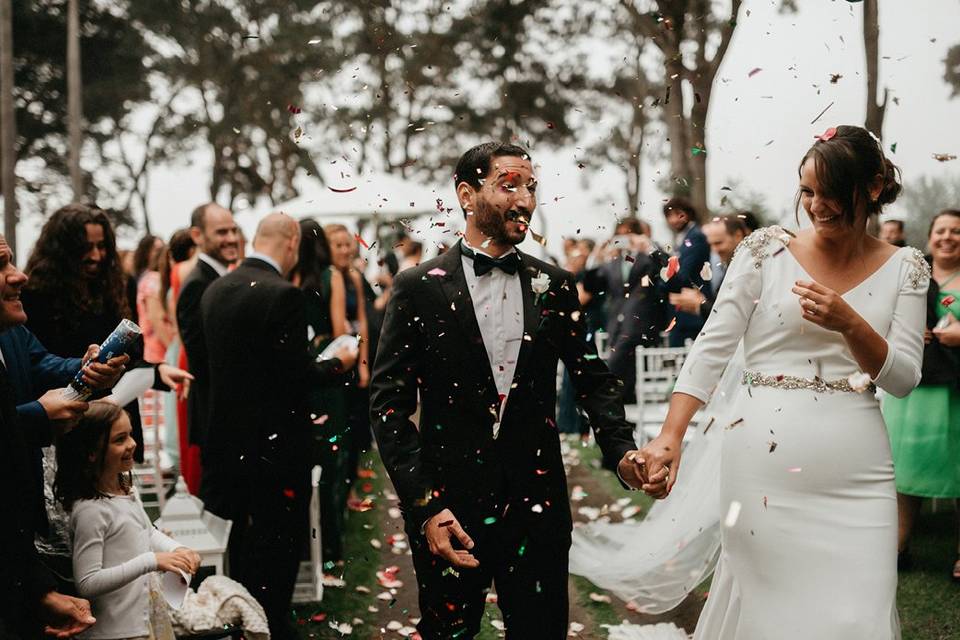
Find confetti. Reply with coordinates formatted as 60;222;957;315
427;267;447;277
748;67;762;77
589;592;612;603
355;234;370;249
942;295;956;306
287;104;302;114
724;501;742;527
933;153;957;162
810;101;835;124
726;418;744;430
328;185;357;193
700;262;713;281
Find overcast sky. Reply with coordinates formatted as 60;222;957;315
18;0;960;259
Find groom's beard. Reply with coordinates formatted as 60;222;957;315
474;199;528;246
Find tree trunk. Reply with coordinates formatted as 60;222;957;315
664;53;691;198
688;80;710;215
863;0;887;138
67;0;83;199
0;0;16;254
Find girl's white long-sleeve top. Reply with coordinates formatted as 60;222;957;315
70;490;181;639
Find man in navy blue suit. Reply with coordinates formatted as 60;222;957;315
661;197;711;347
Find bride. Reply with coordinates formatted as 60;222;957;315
626;125;928;639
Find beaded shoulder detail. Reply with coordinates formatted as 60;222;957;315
904;248;931;290
732;225;794;269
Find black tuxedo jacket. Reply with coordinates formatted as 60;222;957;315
370;244;635;538
200;258;341;465
177;258;220;447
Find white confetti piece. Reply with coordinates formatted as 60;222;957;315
724;500;742;528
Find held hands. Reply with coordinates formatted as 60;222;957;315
792;280;860;333
424;508;479;569
636;433;683;500
156;547;201;575
79;344;128;390
40;591;96;639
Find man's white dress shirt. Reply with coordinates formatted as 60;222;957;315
461;241;524;438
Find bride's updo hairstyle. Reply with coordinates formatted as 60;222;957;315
795;125;902;227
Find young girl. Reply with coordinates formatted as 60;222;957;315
55;401;201;640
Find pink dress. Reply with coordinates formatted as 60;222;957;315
136;271;169;364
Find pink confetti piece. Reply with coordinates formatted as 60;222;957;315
427;267;447;276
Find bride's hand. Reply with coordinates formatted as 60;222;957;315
791;280;860;333
638;432;683;499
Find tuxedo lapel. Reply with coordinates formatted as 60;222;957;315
436;247;499;405
511;254;544;389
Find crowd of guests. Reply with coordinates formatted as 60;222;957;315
1;192;957;639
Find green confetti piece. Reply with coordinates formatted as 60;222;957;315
890;142;897;153
483;516;497;525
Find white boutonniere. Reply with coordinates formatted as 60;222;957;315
530;272;551;304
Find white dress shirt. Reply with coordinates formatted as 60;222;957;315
461;241;524;437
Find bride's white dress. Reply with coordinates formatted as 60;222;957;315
672;227;928;640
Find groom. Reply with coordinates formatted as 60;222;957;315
371;142;644;639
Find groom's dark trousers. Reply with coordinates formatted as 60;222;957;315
371;243;635;639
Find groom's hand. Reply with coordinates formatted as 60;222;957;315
424;508;479;569
617;450;647;490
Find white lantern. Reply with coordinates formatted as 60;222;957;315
154;476;232;577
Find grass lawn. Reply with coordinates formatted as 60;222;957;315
293;452;385;639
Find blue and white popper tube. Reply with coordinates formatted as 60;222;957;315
63;319;142;401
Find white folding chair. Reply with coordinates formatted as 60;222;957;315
133;389;168;513
292;465;324;603
633;344;698;446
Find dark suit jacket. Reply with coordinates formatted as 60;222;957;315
0;362;57;637
583;252;670;354
0;326;82;535
176;258;220;447
0;326;82;443
200;258;342;465
662;223;711;337
370;244;635;539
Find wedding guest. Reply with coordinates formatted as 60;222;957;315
55;401;202;640
883;209;960;578
580;217;670;403
134;236;172;365
880;218;908;247
640;125;927;638
200;213;355;639
290;218;352;568
669;216;747;320
159;229;196;471
176;203;239;495
22;205;191;459
558;238;593;437
326;224;372;503
661;197;711;347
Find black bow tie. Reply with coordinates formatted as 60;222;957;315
461;244;520;277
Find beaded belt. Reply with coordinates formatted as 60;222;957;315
741;370;875;394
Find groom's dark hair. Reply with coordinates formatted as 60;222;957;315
454;142;532;216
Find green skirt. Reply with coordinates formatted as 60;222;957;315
883;384;960;498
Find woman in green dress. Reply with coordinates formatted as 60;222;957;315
291;218;352;568
883;209;960;579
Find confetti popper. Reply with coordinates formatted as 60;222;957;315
63;319;142;401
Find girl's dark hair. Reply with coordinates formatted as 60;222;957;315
54;401;131;511
132;235;160;277
25;204;130;323
795;125;902;226
294;218;332;291
928;209;960;237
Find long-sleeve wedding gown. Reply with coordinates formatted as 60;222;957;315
671;226;928;639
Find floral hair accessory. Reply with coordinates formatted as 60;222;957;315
815;127;838;142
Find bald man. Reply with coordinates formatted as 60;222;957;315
199;213;356;639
